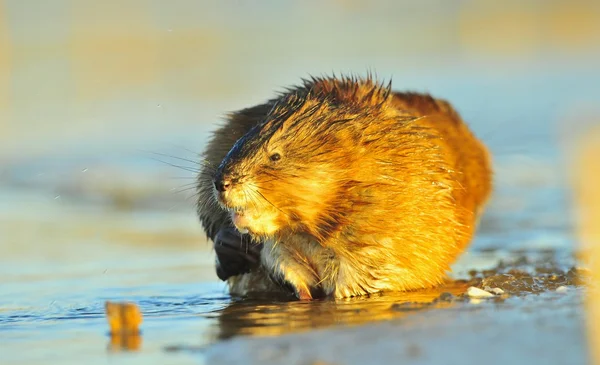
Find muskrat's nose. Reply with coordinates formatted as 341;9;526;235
214;172;240;192
214;177;231;192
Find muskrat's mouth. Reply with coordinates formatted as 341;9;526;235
223;200;280;237
229;208;251;234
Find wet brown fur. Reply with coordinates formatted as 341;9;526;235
197;75;492;299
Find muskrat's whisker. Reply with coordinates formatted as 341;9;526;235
247;183;287;217
170;186;202;199
146;151;201;165
165;143;201;158
175;182;198;187
246;190;260;212
154;152;214;171
250;190;261;211
198;158;217;169
252;175;279;184
250;184;276;192
198;168;217;178
185;192;200;201
171;183;199;194
171;186;198;194
143;149;214;171
195;196;213;207
256;191;287;216
242;189;252;211
147;156;201;173
247;189;268;215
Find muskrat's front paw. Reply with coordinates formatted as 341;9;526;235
296;286;313;301
294;285;327;300
214;227;262;281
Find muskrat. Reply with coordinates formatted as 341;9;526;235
197;75;492;300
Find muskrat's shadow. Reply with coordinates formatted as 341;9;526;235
210;282;468;341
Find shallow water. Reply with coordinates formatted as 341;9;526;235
0;146;592;364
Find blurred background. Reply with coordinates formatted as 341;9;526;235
1;0;599;364
1;0;599;243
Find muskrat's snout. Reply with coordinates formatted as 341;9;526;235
212;158;282;236
213;171;236;193
212;164;245;208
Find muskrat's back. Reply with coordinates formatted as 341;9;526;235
197;76;492;299
390;92;492;219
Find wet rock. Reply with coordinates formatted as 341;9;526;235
481;269;497;277
484;286;505;295
463;250;589;297
535;265;564;275
556;286;568;293
391;302;426;312
467;287;494;298
437;292;455;302
480;272;542;295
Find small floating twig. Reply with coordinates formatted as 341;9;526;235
105;301;143;351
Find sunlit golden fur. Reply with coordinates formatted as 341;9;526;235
197;75;492;299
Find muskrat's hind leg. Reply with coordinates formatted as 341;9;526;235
214;227;263;281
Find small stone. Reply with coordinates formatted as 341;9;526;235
437;292;454;301
487;287;505;295
467;286;495;298
556;286;568;293
391;302;420;312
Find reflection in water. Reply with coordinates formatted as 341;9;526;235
183;249;585;347
210;281;469;340
107;333;143;352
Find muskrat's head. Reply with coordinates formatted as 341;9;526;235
213;76;396;240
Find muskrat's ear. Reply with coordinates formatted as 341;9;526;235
308;76;393;109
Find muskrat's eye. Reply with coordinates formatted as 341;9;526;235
270;153;281;162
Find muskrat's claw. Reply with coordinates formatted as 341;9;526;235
214;227;263;281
